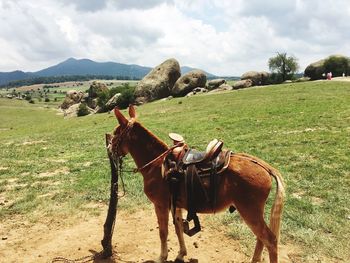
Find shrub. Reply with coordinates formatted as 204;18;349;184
45;97;50;102
77;103;90;117
29;99;35;104
25;95;32;101
117;89;135;109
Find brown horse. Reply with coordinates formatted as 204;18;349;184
107;105;285;263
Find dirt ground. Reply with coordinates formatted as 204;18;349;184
0;207;301;263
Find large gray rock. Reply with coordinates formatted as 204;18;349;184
63;103;94;118
60;90;84;109
241;71;270;85
86;81;109;109
233;79;253;89
172;70;207;96
88;81;109;99
304;59;325;80
105;93;121;111
208;83;233;93
208;79;226;89
134;58;181;103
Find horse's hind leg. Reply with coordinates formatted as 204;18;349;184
154;204;169;263
173;208;187;262
237;206;278;263
252;238;264;263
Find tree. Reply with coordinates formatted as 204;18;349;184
268;52;299;82
324;55;349;77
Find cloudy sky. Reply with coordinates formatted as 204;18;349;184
0;0;349;75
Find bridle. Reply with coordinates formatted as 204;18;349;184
107;119;184;174
109;119;135;160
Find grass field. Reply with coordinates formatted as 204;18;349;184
0;81;349;262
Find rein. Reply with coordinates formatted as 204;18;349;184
134;142;184;173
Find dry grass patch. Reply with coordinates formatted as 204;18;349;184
37;167;70;178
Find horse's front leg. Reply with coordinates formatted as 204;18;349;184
174;208;187;262
154;204;169;263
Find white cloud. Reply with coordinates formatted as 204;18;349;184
0;0;349;75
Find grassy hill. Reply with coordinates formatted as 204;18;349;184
0;81;349;262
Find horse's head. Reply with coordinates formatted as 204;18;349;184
109;105;137;157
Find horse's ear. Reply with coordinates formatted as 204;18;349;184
128;104;137;119
114;107;128;126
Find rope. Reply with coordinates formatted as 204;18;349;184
51;251;104;263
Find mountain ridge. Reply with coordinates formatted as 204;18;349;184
0;58;216;86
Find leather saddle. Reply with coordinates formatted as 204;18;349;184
182;139;224;165
163;135;232;236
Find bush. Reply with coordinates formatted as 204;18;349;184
77;103;90;117
45;97;50;102
29;99;35;104
267;73;284;84
117;89;135;109
109;83;134;97
25;95;32;101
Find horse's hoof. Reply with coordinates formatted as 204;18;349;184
174;258;185;263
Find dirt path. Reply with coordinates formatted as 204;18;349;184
0;208;298;263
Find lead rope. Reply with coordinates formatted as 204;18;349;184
51;252;103;263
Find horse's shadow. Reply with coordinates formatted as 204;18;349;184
143;260;198;263
89;250;198;263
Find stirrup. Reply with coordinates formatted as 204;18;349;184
183;215;201;236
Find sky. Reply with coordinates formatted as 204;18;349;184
0;0;349;76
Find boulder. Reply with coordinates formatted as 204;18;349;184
134;58;181;103
185;87;208;97
209;84;233;93
208;79;226;89
88;81;109;98
233;79;253;89
63;103;94;118
241;71;270;85
105;93;121;111
172;70;207;96
85;81;109;109
60;90;84;109
304;59;326;80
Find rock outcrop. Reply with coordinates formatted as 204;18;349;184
60;90;84;109
304;59;326;80
241;71;269;86
209;83;233;93
208;79;226;89
233;79;253;89
134;58;181;103
171;70;207;96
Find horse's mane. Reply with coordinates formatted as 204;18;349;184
131;122;169;153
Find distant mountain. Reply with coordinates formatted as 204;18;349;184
35;58;151;79
0;58;217;86
0;70;33;86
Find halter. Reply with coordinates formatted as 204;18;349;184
109;119;135;159
108;119;184;174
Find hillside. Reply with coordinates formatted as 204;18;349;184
1;81;349;262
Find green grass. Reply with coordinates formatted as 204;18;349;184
0;81;349;261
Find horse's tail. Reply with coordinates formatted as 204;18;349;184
237;153;285;242
268;168;285;242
